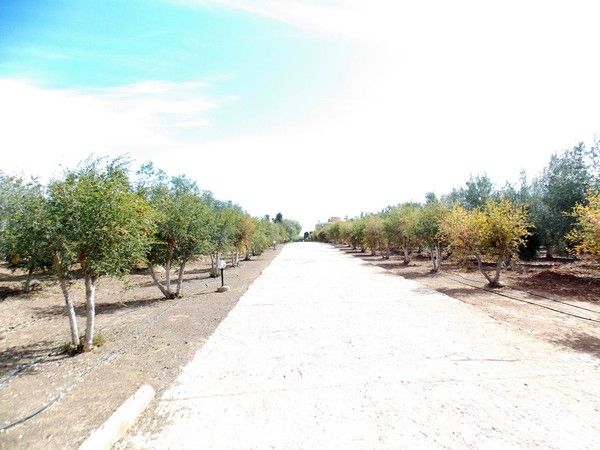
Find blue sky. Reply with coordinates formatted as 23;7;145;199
0;0;350;137
2;1;600;231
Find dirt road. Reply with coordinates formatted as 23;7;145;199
122;243;600;449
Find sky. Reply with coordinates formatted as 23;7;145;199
2;0;600;231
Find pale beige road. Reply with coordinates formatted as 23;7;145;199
123;243;600;449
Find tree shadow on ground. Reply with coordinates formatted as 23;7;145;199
0;286;22;301
137;273;210;289
552;333;600;359
31;296;167;318
0;340;68;379
435;287;477;298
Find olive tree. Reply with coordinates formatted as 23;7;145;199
441;199;529;287
49;159;153;351
208;202;240;277
363;215;385;256
383;203;419;265
529;143;597;256
0;177;52;291
568;192;600;261
144;176;213;298
414;197;449;272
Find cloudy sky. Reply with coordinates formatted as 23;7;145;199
2;1;600;231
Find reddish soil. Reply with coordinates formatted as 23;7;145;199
0;248;281;449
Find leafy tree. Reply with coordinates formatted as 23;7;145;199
143;175;213;298
363;215;385;256
49;158;153;351
382;203;419;264
0;177;53;291
207;202;241;276
441;200;529;287
350;218;367;251
251;217;274;254
414;198;449;272
568;192;600;261
445;174;496;209
281;218;302;242
530;143;596;256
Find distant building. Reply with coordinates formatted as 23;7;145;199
315;217;341;230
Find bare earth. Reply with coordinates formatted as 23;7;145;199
0;248;281;449
120;243;600;449
344;246;600;360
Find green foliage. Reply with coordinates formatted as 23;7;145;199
568;191;600;261
413;198;448;248
440;199;530;285
382;203;420;260
445;174;496;209
362;215;384;254
529;143;598;254
48;158;153;278
142;173;213;267
0;177;53;282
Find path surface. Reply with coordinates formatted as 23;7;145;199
123;243;600;449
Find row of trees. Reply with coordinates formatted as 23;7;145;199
314;140;600;287
0;158;301;352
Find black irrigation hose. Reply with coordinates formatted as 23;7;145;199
449;272;600;315
0;301;148;388
0;268;235;431
0;292;187;432
440;273;600;324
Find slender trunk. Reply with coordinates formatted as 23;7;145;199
371;248;375;256
149;265;172;298
475;255;493;285
83;274;97;352
175;260;187;297
490;259;503;287
245;245;252;261
430;247;436;271
435;246;442;272
54;253;79;346
385;246;390;260
23;266;34;292
210;251;220;277
165;246;173;292
403;247;410;265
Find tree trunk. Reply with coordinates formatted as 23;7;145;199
434;246;442;272
148;265;173;299
54;253;79;346
475;255;494;286
245;245;252;261
175;261;187;297
165;249;172;293
23;266;34;292
430;247;437;272
83;274;97;352
210;252;220;278
402;247;410;265
490;259;503;287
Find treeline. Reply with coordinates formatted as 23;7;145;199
313;140;600;287
0;157;301;352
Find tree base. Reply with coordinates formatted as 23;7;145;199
217;285;231;293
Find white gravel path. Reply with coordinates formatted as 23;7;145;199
124;243;600;449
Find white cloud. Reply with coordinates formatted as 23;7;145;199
0;79;215;178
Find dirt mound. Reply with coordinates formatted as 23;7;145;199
518;269;600;303
532;270;600;287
